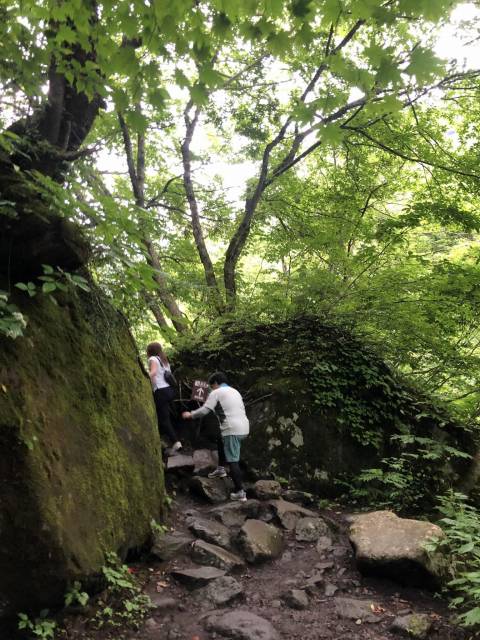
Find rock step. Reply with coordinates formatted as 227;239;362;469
191;538;245;571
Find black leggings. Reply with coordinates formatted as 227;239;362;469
154;387;178;444
216;432;243;492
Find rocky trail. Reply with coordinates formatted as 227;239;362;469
66;448;467;640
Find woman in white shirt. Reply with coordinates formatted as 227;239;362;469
147;342;182;452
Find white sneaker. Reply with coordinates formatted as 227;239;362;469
230;490;247;502
208;467;227;478
172;441;182;451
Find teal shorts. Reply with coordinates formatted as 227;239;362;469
223;435;246;463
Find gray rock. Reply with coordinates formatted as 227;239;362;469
204;609;279;640
151;532;194;561
324;583;338;597
316;535;334;554
144;617;160;631
193;448;218;476
315;560;334;572
190;476;232;503
191;539;245;571
303;573;324;595
166;453;195;471
269;499;316;530
282;588;309;610
197;576;244;606
149;595;177;611
282;489;315;506
334;597;383;623
237;519;284;563
210;499;263;526
349;511;447;588
295;516;330;542
271;599;282;608
253;480;282;500
390;613;433;639
187;516;231;549
170;566;226;587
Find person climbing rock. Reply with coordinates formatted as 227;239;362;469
182;372;249;502
147;342;182;452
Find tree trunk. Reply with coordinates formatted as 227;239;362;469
118;111;188;333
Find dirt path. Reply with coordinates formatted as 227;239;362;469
133;496;467;640
58;452;467;640
133;460;466;640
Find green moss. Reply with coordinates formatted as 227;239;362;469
176;316;474;502
0;283;165;614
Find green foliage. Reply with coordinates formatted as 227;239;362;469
150;518;168;536
349;435;471;512
426;492;480;629
0;290;27;338
95;552;151;630
14;266;90;306
64;581;89;608
18;611;56;639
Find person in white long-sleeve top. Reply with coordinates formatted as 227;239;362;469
182;372;249;502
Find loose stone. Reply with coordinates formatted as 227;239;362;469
282;588;309;610
196;576;244;606
237;519;284;563
187;516;231;549
170;566;226;588
190;539;245;571
204;610;280;640
390;613;433;639
253;480;282;500
295;516;330;542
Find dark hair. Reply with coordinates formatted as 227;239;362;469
146;341;169;366
208;371;228;386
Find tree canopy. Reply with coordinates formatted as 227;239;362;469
2;0;480;419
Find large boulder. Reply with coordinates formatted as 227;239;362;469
0;235;164;614
348;511;447;588
176;318;475;501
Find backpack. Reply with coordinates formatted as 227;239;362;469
156;357;177;387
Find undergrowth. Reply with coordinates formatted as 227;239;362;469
426;491;480;630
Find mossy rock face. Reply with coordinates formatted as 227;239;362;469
0;284;164;616
176;317;474;500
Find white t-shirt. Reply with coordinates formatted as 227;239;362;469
191;385;249;437
148;356;171;391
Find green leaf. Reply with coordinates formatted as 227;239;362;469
317;123;344;146
268;30;291;56
42;282;57;294
149;87;170;109
190;83;209;106
405;47;444;83
198;66;224;88
174;68;190;88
